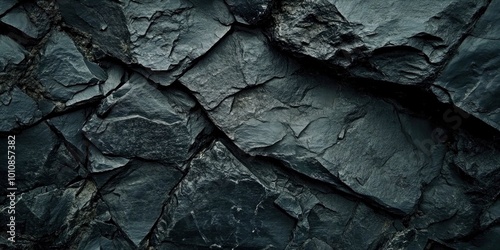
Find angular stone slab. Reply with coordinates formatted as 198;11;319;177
100;160;183;246
0;87;41;133
155;141;295;249
57;0;132;62
434;0;500;131
0;35;26;72
180;29;289;110
38;31;107;103
120;0;233;85
270;0;488;85
181;32;447;213
83;73;213;164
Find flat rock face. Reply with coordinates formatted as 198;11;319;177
434;0;500;131
38;31;107;103
182;30;446;215
83;73;213;165
0;87;41;132
1;4;50;39
122;0;233;85
100;160;183;246
180;29;289;110
154;141;296;249
0;35;26;72
57;0;132;62
0;0;16;16
270;0;488;84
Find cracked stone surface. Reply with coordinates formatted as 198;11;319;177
116;0;233;85
82;73;213;165
183;30;447;214
270;0;488;85
225;0;274;25
1;0;500;249
99;160;183;246
38;31;107;103
1;4;50;39
153;141;296;249
0;35;26;72
434;0;500;131
0;87;42;132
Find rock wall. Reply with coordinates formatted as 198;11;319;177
0;0;499;249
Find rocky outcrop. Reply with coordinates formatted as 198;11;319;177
270;0;488;85
1;0;499;249
433;0;500;131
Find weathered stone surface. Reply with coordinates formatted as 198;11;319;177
284;191;395;250
0;122;82;192
73;199;137;250
1;4;50;39
225;0;274;25
180;29;289;110
83;73;213;164
480;199;500;229
270;0;488;85
101;64;126;96
182;31;446;214
0;0;16;16
154;141;295;249
0;87;41;132
100;160;183;246
0;35;26;72
120;0;233;85
453;134;500;189
453;226;500;249
0;180;96;248
411;164;480;241
57;0;132;62
2;0;500;248
434;0;500;131
38;31;107;103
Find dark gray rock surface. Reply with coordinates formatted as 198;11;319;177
180;29;289;110
0;0;16;16
38;31;107;103
183;30;447;214
100;160;183;246
434;0;500;131
83;73;213;165
1;0;500;249
225;0;274;25
154;141;296;249
270;0;488;85
57;0;132;62
0;87;42;132
118;0;233;85
0;35;26;72
1;4;50;39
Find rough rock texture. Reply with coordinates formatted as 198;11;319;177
182;30;447;214
82;73;213;166
434;0;500;131
225;0;274;25
154;141;296;249
0;87;41;132
270;0;488;85
1;0;500;249
1;4;50;39
38;31;107;103
0;35;25;72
